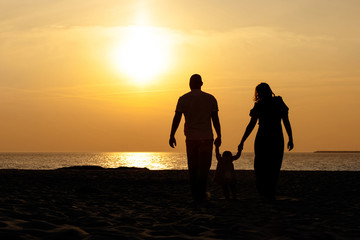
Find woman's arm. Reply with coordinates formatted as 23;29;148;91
282;113;294;151
238;116;257;151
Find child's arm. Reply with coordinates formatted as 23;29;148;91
232;151;241;161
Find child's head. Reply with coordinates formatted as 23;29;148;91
222;151;232;158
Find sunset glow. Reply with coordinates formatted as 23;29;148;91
1;0;360;152
111;26;171;85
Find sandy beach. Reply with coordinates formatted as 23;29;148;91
0;168;359;239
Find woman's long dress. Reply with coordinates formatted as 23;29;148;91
250;96;289;199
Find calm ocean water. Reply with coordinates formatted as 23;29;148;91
0;152;359;171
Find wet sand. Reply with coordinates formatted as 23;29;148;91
0;168;359;239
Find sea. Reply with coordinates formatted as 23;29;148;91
0;152;359;171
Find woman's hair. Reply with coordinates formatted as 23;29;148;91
254;82;275;102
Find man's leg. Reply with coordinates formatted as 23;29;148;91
197;140;213;201
186;140;199;201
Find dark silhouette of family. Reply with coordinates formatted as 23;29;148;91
170;74;293;204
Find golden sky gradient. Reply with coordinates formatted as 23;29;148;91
1;0;359;152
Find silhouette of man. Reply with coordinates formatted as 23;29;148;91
169;74;222;203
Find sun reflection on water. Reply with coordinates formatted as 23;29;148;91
1;152;359;171
102;152;173;170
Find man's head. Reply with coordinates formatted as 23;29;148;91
189;74;203;90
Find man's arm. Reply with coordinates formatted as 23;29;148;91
211;111;222;146
169;111;182;148
215;145;221;161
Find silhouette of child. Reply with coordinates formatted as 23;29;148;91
214;141;241;200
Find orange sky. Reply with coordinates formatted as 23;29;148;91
1;0;359;152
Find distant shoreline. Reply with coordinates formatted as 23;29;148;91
314;151;360;153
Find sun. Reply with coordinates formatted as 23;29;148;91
112;26;171;85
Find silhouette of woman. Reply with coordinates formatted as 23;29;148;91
238;83;293;201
